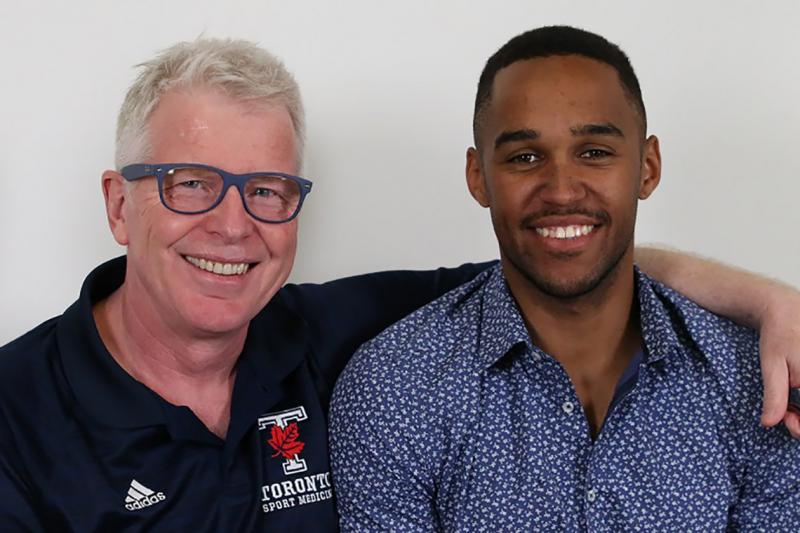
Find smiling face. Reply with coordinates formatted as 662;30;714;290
103;87;300;337
467;55;661;300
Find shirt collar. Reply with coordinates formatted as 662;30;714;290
57;256;309;432
58;256;163;428
476;265;532;369
475;264;684;369
634;265;684;363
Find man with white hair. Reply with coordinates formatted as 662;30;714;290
0;37;798;531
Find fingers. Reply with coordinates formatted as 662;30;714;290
783;411;800;439
760;353;789;428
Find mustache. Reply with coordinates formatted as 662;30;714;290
521;207;610;228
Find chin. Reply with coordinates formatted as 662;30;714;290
178;298;257;336
529;272;606;299
510;250;625;301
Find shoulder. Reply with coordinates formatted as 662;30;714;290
277;261;497;316
346;268;493;379
0;317;61;392
277;269;425;314
0;316;64;450
649;277;759;359
645;276;761;415
648;282;800;502
330;269;494;476
331;267;494;424
281;264;498;393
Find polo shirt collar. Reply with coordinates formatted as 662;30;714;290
223;294;310;448
58;256;163;428
244;294;310;390
57;256;309;434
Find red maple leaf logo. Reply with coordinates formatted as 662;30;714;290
267;422;306;459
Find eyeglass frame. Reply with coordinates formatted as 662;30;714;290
120;163;313;224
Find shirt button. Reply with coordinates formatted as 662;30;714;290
587;488;598;502
562;401;575;414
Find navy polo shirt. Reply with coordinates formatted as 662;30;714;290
0;256;487;532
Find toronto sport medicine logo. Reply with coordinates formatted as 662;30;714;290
257;406;333;514
258;406;309;475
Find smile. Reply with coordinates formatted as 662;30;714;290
534;225;595;240
184;255;251;276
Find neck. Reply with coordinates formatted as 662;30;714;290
507;254;639;366
503;249;641;437
92;281;245;439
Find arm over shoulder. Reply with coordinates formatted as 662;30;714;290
279;261;493;391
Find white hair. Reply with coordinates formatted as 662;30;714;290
115;37;305;170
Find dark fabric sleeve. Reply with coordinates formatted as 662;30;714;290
0;427;45;532
277;261;495;397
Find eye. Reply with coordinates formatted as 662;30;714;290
507;152;542;165
166;168;221;192
579;148;613;159
253;187;277;198
168;178;216;193
177;179;204;189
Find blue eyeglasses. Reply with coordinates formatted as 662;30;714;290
120;163;313;224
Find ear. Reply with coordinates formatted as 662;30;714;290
638;135;662;200
102;170;130;245
466;147;490;208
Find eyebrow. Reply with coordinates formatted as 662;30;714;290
494;129;539;149
493;122;625;150
570;123;625;138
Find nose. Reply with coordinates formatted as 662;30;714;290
204;186;255;241
537;159;586;205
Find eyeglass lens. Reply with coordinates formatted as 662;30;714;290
163;167;302;221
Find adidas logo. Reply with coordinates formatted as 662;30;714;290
124;479;166;511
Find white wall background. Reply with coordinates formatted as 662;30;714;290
1;0;798;345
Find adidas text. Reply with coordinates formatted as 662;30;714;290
125;492;166;511
124;479;166;511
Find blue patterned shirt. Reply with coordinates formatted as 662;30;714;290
330;265;800;532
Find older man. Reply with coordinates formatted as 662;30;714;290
330;26;800;531
0;37;798;532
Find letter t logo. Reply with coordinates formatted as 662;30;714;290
258;406;308;475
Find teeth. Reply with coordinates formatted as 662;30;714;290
535;225;594;240
184;256;250;276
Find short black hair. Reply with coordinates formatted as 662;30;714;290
473;25;647;144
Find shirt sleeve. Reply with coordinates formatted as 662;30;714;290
279;261;494;393
329;341;439;532
0;432;45;531
727;422;800;529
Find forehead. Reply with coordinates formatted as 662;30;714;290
482;55;639;141
147;87;297;174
